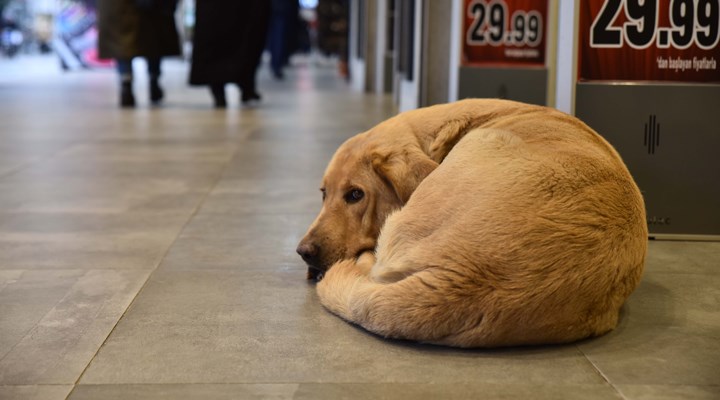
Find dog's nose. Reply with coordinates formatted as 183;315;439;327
296;242;318;264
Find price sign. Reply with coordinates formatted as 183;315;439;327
579;0;720;82
462;0;548;66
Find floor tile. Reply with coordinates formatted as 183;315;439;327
580;326;719;385
0;385;74;400
622;272;720;330
616;384;720;400
66;383;626;400
68;384;298;400
80;269;606;385
81;316;606;385
223;140;342;181
0;174;214;213
198;178;321;215
0;270;150;384
293;383;624;400
645;241;720;275
0;269;86;357
17;159;228;180
0;141;73;178
578;273;720;385
0;212;191;270
74;269;326;327
53;142;238;164
158;213;315;270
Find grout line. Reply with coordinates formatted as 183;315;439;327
0;269;88;365
576;344;629;400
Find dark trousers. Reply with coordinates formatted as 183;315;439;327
116;57;162;81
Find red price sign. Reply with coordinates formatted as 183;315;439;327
462;0;548;66
579;0;720;82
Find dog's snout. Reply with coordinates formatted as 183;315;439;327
296;242;318;264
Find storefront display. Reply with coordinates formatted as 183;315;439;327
575;0;720;239
458;0;550;105
462;0;547;66
579;0;719;82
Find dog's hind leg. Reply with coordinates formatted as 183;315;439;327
317;258;494;347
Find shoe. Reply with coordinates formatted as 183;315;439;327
271;67;284;80
150;78;164;104
120;82;135;108
241;91;262;106
210;84;226;108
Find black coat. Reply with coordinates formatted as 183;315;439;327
97;0;181;60
189;0;271;86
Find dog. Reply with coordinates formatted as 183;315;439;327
296;99;647;347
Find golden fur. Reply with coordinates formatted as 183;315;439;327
297;99;647;347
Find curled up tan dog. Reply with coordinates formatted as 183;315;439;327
296;99;647;348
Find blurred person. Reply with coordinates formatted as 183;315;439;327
97;0;181;108
31;0;55;54
0;0;8;30
1;0;27;58
316;0;348;79
33;13;52;53
189;1;271;108
266;0;299;80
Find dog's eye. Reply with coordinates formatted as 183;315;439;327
344;189;364;204
320;188;326;201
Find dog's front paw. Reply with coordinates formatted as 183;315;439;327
317;258;371;320
322;258;361;281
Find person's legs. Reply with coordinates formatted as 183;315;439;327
146;57;164;104
240;1;271;104
146;57;161;77
116;58;135;107
209;83;226;108
268;15;286;80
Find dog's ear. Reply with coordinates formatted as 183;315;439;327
372;150;438;204
428;118;473;163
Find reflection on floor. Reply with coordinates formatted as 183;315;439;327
0;55;718;400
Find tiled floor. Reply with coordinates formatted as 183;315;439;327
0;55;718;400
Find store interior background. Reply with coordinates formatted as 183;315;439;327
0;0;341;81
0;0;576;110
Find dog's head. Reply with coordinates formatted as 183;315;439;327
297;129;438;279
